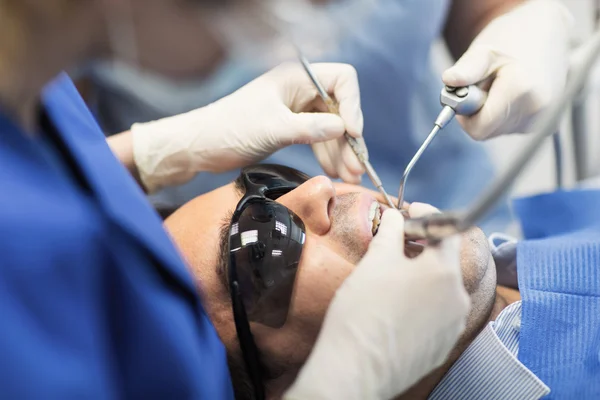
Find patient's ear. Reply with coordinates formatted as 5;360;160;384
496;285;521;305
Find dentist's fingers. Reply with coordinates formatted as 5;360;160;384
368;209;406;256
408;202;442;219
309;63;364;138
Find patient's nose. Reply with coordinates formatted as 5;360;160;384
277;176;336;235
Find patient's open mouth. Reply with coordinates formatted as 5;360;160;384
368;201;382;236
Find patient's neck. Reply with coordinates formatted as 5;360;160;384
394;286;518;400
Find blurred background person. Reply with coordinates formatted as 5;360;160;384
82;0;571;233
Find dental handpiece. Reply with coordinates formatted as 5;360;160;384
297;53;397;209
397;85;487;208
403;27;600;243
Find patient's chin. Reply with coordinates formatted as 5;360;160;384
465;252;497;328
460;227;494;294
460;232;497;347
451;226;498;341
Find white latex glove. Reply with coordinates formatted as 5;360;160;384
442;0;574;140
131;62;364;193
285;208;470;400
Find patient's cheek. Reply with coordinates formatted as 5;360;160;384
291;244;354;324
497;286;521;305
458;228;491;292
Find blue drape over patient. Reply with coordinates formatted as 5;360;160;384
515;190;600;399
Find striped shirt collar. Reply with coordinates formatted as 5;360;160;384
429;302;550;400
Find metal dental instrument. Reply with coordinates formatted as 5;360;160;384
296;53;397;209
397;85;487;208
553;132;563;188
404;28;600;243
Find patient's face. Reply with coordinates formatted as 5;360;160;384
167;176;388;332
165;170;497;395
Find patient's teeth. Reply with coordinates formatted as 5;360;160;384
373;206;382;236
369;201;381;236
368;202;377;223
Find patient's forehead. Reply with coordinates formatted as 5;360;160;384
164;182;239;276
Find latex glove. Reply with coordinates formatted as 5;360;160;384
285;209;470;400
442;0;574;140
131;62;364;193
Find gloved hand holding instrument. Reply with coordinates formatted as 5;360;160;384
404;26;600;243
296;51;397;209
397;0;573;206
442;0;573;140
131;62;365;193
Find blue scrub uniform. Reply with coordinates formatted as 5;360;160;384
0;74;233;398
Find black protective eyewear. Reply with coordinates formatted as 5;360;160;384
227;164;309;400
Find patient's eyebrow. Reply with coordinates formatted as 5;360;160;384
233;173;244;196
216;172;244;292
216;172;247;291
217;211;234;292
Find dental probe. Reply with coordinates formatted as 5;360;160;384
404;28;600;243
397;85;487;208
296;53;397;209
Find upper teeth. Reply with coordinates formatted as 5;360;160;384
368;201;382;235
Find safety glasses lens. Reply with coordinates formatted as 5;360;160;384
229;200;305;328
